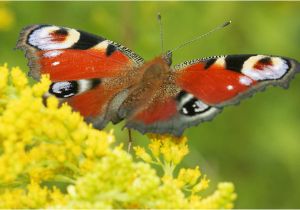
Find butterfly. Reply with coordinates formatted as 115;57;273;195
16;24;300;136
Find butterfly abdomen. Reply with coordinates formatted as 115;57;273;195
117;57;173;118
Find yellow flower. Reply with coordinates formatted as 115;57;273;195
148;139;161;157
134;134;236;209
136;134;189;176
195;183;237;209
11;67;28;90
0;64;9;93
0;65;114;207
0;6;14;31
159;134;189;164
134;146;153;163
32;74;51;97
177;166;201;188
192;174;210;193
0;181;68;208
0;64;236;209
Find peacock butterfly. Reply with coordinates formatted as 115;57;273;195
16;24;300;136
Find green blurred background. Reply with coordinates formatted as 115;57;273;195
1;1;300;208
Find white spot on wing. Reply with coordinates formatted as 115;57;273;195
43;50;63;58
28;26;80;50
52;82;71;94
239;76;253;86
182;108;188;115
242;56;289;81
52;61;60;66
179;92;210;115
78;79;93;93
63;93;75;98
194;100;209;112
215;57;226;66
179;93;194;107
186;107;220;121
227;85;234;90
93;40;110;50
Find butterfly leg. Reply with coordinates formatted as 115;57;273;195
127;128;133;153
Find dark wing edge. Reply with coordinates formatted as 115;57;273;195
16;25;45;80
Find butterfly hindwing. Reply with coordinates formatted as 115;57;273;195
17;25;144;128
125;90;221;136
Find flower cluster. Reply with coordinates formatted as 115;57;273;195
0;64;236;208
134;135;236;208
0;64;112;208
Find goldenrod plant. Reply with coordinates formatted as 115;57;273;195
0;64;236;208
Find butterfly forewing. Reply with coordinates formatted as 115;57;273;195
17;24;144;129
175;54;300;106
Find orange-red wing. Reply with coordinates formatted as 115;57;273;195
175;55;299;106
126;55;299;136
37;49;133;81
17;25;144;128
133;97;178;124
124;90;221;136
17;25;144;81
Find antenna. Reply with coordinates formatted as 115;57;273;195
169;21;231;54
157;13;164;54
